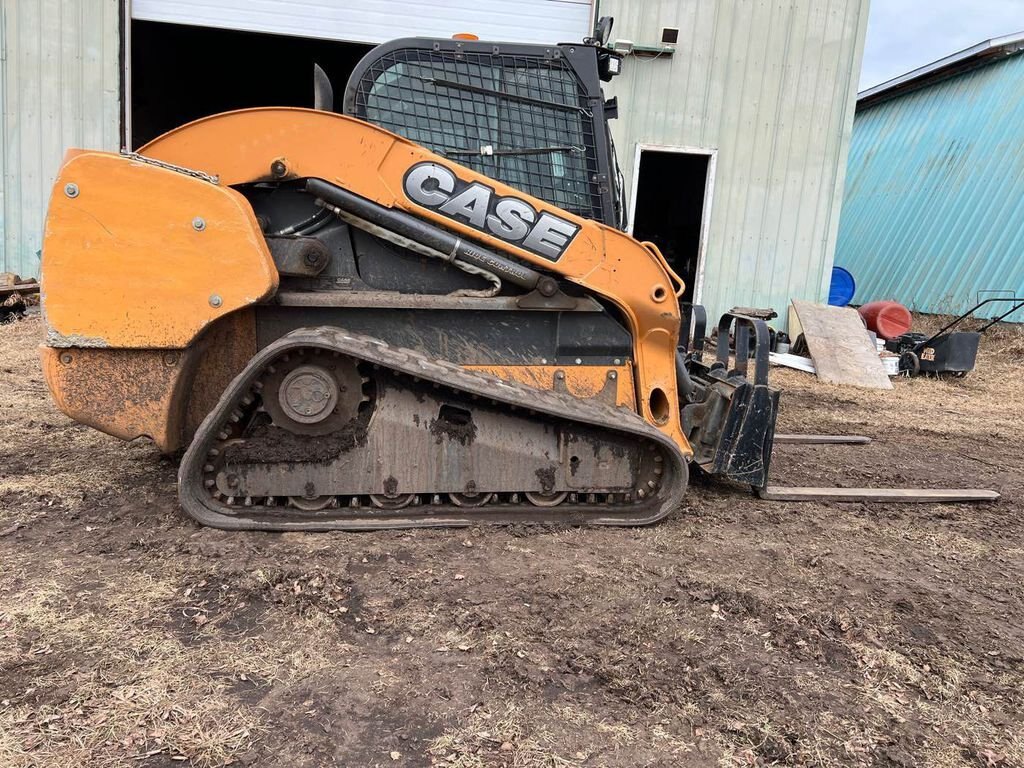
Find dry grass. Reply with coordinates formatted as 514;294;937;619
0;549;380;767
427;701;703;768
774;318;1024;440
428;703;575;767
0;564;263;767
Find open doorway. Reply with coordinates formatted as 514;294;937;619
129;21;373;148
628;147;715;304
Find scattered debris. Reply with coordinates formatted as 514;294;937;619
730;306;778;321
769;351;816;373
0;273;40;324
858;299;913;340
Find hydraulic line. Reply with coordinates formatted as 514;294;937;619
269;207;333;236
305;178;543;291
675;350;697;400
320;203;501;298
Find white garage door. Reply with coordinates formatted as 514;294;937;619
131;0;593;46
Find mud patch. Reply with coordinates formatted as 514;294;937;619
224;417;369;464
535;465;557;492
429;404;477;445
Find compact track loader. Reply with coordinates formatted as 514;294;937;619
40;22;780;530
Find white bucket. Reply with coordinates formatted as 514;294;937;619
881;355;899;376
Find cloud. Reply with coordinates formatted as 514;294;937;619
860;0;1024;90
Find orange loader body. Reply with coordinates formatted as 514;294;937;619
42;109;691;457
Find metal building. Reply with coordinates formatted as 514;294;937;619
835;34;1024;318
2;0;869;327
602;0;869;322
0;0;121;281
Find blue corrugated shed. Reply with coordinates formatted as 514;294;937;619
835;36;1024;318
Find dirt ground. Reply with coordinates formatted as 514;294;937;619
2;314;1023;768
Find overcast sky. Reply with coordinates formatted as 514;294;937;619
859;0;1024;90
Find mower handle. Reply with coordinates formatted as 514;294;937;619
918;297;1024;350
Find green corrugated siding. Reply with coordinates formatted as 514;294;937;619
0;0;121;281
836;53;1024;318
602;0;869;325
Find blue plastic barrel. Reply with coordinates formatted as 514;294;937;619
828;266;856;307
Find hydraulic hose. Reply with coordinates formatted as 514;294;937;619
324;204;502;298
305;178;543;290
675;350;697;400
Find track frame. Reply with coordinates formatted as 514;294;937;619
179;327;689;531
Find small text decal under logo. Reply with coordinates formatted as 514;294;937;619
402;161;579;262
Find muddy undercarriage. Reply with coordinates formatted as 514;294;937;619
180;327;689;530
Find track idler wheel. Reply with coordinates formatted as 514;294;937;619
449;491;494;507
289;495;336;511
369;494;416;509
524;490;570;507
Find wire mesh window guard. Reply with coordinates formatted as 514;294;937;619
349;47;603;221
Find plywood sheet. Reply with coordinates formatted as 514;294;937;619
791;299;892;389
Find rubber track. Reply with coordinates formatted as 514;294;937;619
179;327;690;531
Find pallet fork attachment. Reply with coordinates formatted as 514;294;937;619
679;306;780;491
679;305;1000;505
